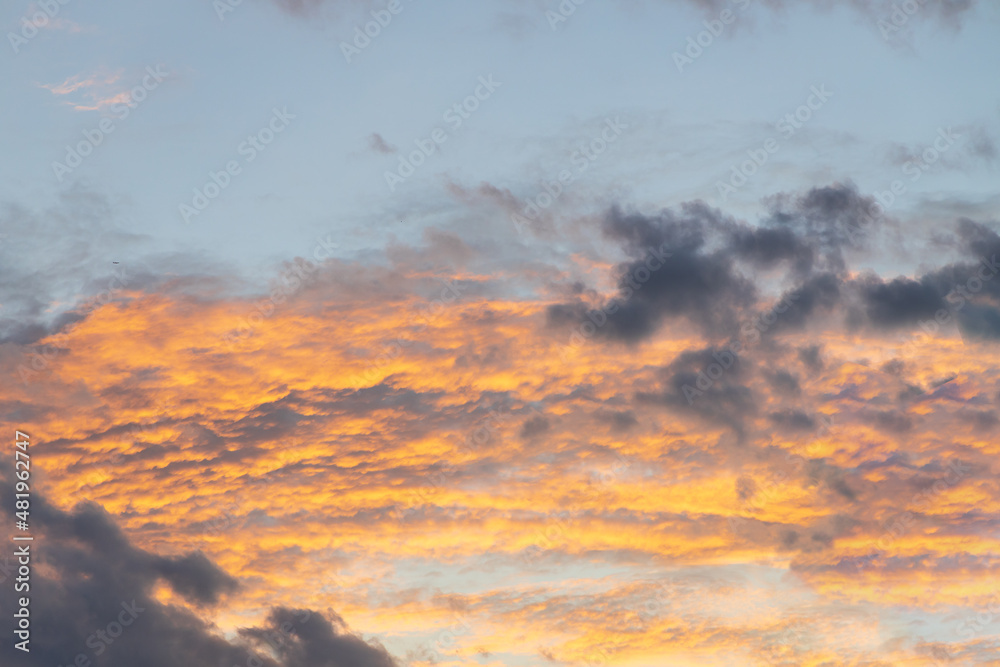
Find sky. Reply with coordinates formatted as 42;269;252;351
1;0;1000;665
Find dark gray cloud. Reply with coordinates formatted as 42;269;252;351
847;218;1000;336
675;0;979;27
957;304;1000;340
547;184;999;345
595;409;638;432
768;409;817;432
768;272;842;334
547;202;759;343
760;182;888;258
765;370;801;396
867;409;914;433
854;274;947;327
548;185;874;344
271;0;982;36
240;608;397;667
520;414;551;439
797;345;824;370
636;345;757;436
0;473;398;667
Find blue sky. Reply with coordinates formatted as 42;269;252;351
3;0;997;280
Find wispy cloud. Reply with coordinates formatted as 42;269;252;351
37;70;126;111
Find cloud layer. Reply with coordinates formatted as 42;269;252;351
4;180;999;664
